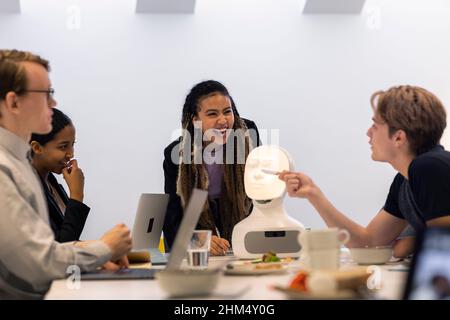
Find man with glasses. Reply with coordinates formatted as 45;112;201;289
0;49;132;299
23;88;55;100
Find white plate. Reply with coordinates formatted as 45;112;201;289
272;285;357;300
225;262;288;276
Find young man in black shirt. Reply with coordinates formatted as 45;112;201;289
279;85;450;257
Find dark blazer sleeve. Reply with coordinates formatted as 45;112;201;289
57;198;90;242
162;140;184;251
47;174;90;243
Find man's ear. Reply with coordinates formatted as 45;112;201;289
5;91;19;108
30;141;43;155
4;92;20;112
394;130;408;147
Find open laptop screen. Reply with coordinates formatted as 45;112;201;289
165;188;208;271
403;227;450;300
79;189;207;280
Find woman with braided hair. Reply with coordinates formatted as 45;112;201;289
163;80;260;255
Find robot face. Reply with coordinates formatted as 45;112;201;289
244;145;292;200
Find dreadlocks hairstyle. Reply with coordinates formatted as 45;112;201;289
176;80;254;241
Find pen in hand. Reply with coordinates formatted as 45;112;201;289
214;226;229;255
261;168;280;175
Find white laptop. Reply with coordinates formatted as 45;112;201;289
128;193;169;265
80;189;208;280
165;188;208;271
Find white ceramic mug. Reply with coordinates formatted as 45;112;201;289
299;228;350;270
299;228;350;251
301;248;341;270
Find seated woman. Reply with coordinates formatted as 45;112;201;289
163;80;260;255
30;108;89;242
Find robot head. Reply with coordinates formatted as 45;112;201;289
244;145;294;200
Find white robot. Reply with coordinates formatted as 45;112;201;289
232;145;305;259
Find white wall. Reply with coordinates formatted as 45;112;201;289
1;0;450;239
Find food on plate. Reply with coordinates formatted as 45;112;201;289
288;269;370;295
226;252;295;273
226;252;289;271
289;271;309;292
251;251;285;264
262;251;281;263
254;262;283;270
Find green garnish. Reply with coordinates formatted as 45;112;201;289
262;251;281;263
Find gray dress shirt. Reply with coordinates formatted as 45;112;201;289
0;126;111;299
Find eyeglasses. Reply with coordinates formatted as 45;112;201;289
22;88;55;100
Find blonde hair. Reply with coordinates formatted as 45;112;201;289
0;49;50;102
371;85;447;155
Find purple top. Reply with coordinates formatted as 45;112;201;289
204;163;223;199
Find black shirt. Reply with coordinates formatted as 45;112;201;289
384;145;450;232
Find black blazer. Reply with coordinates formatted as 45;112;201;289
40;173;90;242
162;118;260;250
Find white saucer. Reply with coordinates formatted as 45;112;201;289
225;262;288;275
273;285;357;299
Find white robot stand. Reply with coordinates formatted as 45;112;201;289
232;145;305;259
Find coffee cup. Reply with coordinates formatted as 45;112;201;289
299;228;350;251
299;228;350;271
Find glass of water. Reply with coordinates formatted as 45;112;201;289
187;230;212;270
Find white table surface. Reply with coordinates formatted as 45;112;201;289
45;254;409;300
